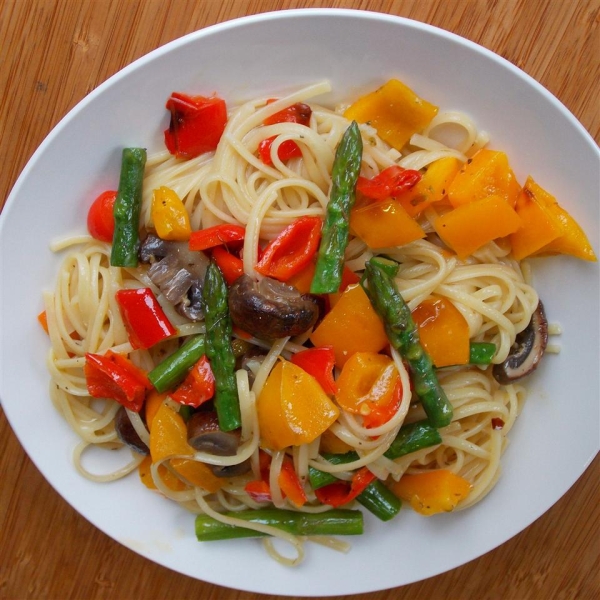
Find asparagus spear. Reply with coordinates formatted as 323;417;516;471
110;147;147;267
310;121;363;294
202;261;242;431
469;342;497;365
364;258;453;428
195;508;363;541
148;334;206;393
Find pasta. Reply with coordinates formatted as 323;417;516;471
43;79;560;566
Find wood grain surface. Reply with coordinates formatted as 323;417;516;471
1;1;598;599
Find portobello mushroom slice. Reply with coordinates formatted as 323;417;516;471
493;300;548;384
228;274;320;340
138;234;209;321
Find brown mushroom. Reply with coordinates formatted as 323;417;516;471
114;406;149;455
186;411;250;477
493;300;548;384
228;274;320;340
138;234;209;321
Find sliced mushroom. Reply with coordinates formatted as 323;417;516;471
186;411;251;477
493;300;548;384
228;274;320;340
139;234;209;321
114;406;149;455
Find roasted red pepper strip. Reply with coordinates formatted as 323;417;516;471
314;467;376;507
278;458;308;507
210;246;244;285
189;224;245;251
258;101;312;165
264;101;312;126
164;93;227;159
258;137;303;166
170;355;215;407
115;288;176;350
255;216;322;281
84;351;151;412
291;346;337;395
357;165;422;200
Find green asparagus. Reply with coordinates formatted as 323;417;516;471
202;261;242;431
363;258;453;428
310;121;363;294
148;334;206;393
110;147;147;267
469;342;497;365
195;508;363;541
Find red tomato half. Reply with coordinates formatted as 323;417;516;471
87;190;117;242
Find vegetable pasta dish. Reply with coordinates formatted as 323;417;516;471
40;78;596;566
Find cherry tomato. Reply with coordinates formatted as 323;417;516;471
87;190;117;242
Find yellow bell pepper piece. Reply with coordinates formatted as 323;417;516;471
149;402;223;493
257;360;339;450
138;454;186;491
344;79;439;151
310;283;389;367
435;194;522;259
151;186;192;241
350;197;425;249
447;149;521;209
319;429;354;454
412;296;470;367
335;352;398;415
511;177;597;261
390;469;471;516
398;157;462;217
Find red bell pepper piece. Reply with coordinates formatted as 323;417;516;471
115;288;176;350
87;190;117;243
210;245;244;285
278;459;307;507
188;224;246;252
314;467;376;507
84;350;152;412
291;346;337;395
170;355;215;407
244;453;307;507
258;101;312;166
164;92;227;159
255;216;322;281
357;165;422;200
245;479;272;503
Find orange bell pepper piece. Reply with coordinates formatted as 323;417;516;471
310;284;389;368
412;296;470;367
397;156;462;217
350;197;426;249
256;360;339;450
151;186;191;241
344;79;438;150
434;194;522;259
149;402;223;493
335;352;399;416
447;149;521;208
390;469;472;516
511;176;597;261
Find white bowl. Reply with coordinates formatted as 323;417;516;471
1;9;598;597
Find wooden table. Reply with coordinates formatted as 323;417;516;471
1;1;598;598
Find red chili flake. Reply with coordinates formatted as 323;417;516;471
491;417;505;430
